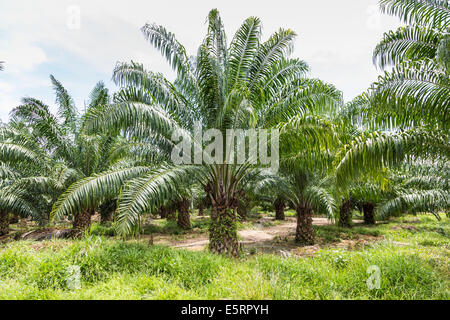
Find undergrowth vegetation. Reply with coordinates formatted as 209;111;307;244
1;215;448;300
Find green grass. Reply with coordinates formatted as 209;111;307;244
0;215;448;300
314;225;381;244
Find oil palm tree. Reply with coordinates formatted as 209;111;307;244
339;162;449;225
5;76;145;234
375;162;449;220
347;179;390;225
265;105;342;244
0;122;54;234
260;165;336;244
331;94;400;227
242;173;286;220
345;1;450;187
316;40;448;227
50;9;341;256
334;118;448;217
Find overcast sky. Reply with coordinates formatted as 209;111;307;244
0;0;402;121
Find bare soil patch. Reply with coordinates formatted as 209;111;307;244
149;217;384;256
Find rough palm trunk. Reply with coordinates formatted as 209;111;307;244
208;192;239;257
363;202;376;225
9;212;19;224
274;198;286;221
339;199;353;228
198;203;205;216
295;203;314;245
0;210;9;236
72;209;92;233
100;210;113;224
167;205;177;221
159;206;168;219
177;199;191;229
99;200;116;224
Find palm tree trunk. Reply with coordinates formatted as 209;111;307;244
0;210;9;236
209;197;239;257
100;210;113;224
274;198;286;220
339;199;353;228
295;203;314;245
99;200;116;224
177;199;191;229
363;202;376;225
198;203;205;216
72;209;92;232
159;206;167;219
167;205;177;221
9;212;19;224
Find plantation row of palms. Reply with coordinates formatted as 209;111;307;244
0;0;448;256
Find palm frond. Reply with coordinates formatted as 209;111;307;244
377;189;449;219
303;184;336;220
249;29;297;89
11;98;74;158
379;0;450;30
335;128;449;187
260;58;310;101
402;175;448;189
262;79;342;125
83;97;186;145
0;163;21;180
50;75;79;134
227;16;262;90
205;9;228;68
373;25;441;69
0;190;40;220
0;142;44;166
112;62;188;116
115;165;204;236
50;166;150;221
436;34;450;71
196;44;226;126
372;59;449;126
141;22;195;85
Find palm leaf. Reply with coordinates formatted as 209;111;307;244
50;75;79;134
50;166;150;220
373;25;441;69
227;17;262;90
379;0;450;30
115;165;204;236
377;189;449;219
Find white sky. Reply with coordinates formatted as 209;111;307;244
0;0;401;121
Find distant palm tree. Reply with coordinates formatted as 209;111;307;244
337;1;449;187
334;0;450;222
0;121;55;235
376;162;449;220
0;76;141;235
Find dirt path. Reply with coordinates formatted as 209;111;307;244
156;217;332;251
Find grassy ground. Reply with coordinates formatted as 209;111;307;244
0;214;448;300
